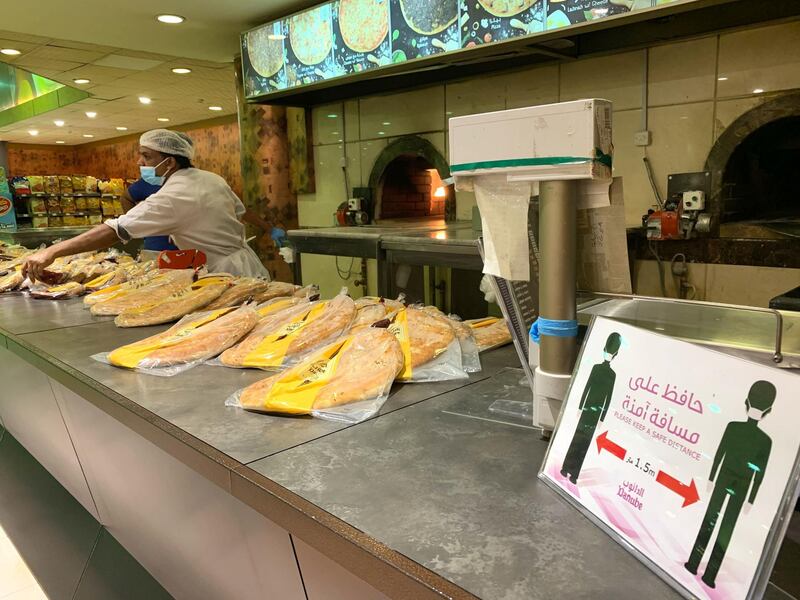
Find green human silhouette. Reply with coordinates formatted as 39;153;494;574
685;380;775;589
561;332;621;484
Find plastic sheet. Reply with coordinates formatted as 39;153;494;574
225;326;403;423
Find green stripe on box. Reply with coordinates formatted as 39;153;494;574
450;156;595;173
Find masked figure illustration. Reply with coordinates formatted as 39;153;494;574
561;332;621;484
685;380;775;588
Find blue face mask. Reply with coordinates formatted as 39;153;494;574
140;157;170;186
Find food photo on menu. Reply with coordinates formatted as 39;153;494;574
546;0;655;28
333;0;392;73
284;3;344;87
242;21;287;97
389;0;460;62
541;317;800;600
460;0;545;48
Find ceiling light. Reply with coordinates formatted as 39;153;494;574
382;121;391;126
0;48;21;56
73;78;91;84
54;120;65;127
753;88;764;94
56;141;65;144
171;67;192;74
157;117;170;122
116;126;128;131
208;105;222;111
85;111;97;118
83;134;94;138
28;130;39;136
139;96;152;104
377;131;385;136
331;131;339;135
157;14;185;24
717;76;728;81
326;114;338;118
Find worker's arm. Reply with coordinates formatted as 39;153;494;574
120;188;135;213
22;224;118;282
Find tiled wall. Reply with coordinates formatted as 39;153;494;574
297;19;800;305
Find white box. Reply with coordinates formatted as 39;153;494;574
448;99;613;182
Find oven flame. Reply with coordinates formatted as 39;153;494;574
433;186;446;198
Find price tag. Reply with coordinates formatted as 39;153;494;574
541;316;800;599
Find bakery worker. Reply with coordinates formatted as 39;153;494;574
23;129;270;281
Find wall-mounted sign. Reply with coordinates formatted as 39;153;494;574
541;317;800;600
334;0;392;73
242;0;682;99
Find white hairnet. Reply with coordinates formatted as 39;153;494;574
139;129;195;159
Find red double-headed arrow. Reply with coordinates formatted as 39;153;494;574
595;431;627;461
656;471;700;507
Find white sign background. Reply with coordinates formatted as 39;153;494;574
541;317;800;600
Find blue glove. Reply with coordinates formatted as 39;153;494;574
270;227;286;248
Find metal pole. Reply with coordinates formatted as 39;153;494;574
538;180;578;375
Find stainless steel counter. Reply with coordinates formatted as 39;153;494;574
0;295;796;599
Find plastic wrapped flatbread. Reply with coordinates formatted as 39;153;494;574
113;277;230;327
89;270;195;315
466;317;512;352
97;305;258;376
226;326;403;423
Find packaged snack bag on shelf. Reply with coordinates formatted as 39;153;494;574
112;198;124;216
75;196;88;211
32;216;49;228
61;196;77;213
72;175;87;192
29;197;47;214
88;214;103;225
110;178;125;195
85;176;98;194
46;197;62;214
86;196;100;210
100;197;116;216
44;175;60;195
48;216;64;227
58;176;73;194
28;176;45;194
11;177;31;195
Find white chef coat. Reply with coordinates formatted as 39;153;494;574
105;168;269;278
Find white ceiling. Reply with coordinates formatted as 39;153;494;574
0;0;315;145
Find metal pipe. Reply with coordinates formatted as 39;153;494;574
584;291;784;363
538;180;578;374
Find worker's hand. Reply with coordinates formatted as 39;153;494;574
22;248;56;283
270;227;287;248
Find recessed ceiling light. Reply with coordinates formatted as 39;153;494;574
753;88;764;94
116;126;128;131
717;76;728;81
377;131;385;136
83;134;94;138
139;96;152;104
382;121;391;126
208;105;222;111
28;130;39;136
157;14;185;24
326;114;338;118
0;48;21;56
85;111;97;118
171;67;192;74
54;120;65;127
157;117;170;122
331;131;339;135
56;141;65;144
73;78;91;84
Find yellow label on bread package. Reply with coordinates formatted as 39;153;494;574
241;302;327;368
256;297;298;318
468;317;500;330
388;308;413;380
255;337;352;415
108;308;234;369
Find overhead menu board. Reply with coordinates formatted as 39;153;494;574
242;0;681;99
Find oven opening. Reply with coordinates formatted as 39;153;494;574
376;155;447;222
720;116;800;239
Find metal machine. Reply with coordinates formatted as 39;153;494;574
644;171;713;240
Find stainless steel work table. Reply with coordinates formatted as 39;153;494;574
0;295;796;599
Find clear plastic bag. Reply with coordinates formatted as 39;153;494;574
218;289;356;371
95;304;258;376
29;281;85;299
225;326;403;423
390;306;468;383
465;317;513;352
419;305;482;374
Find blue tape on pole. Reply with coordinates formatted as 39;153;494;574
529;318;579;345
